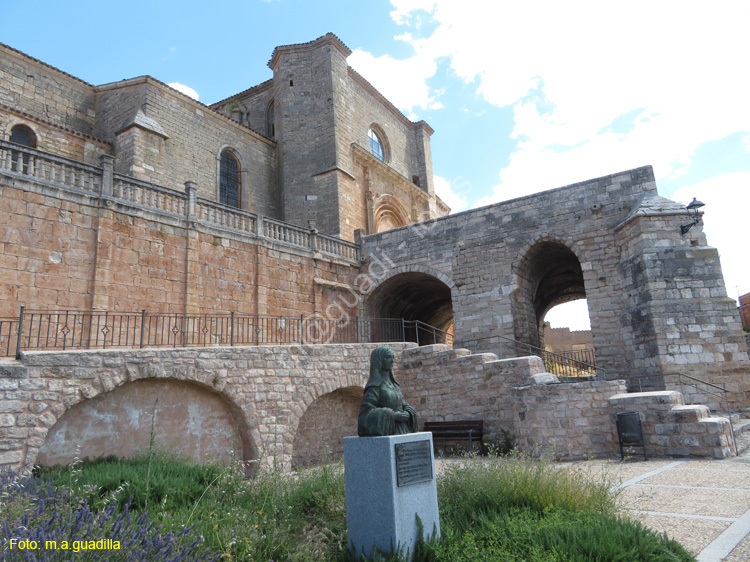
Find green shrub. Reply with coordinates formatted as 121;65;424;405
29;453;695;562
437;454;616;531
35;451;224;513
429;508;694;562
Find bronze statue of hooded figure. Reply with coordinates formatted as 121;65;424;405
358;346;418;437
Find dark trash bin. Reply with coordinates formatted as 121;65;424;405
616;411;647;460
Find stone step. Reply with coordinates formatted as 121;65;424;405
733;419;750;436
667;405;711;423
713;411;740;424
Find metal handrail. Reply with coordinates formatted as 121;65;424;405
462;333;603;380
2;307;601;381
675;373;738;455
408;320;455;347
627;372;738;454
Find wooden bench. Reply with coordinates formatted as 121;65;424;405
423;420;484;455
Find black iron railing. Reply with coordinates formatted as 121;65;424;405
406;320;455;347
0;308;415;358
1;308;601;383
467;334;603;380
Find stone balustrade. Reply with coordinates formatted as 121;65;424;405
0;140;360;263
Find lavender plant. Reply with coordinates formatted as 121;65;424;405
0;471;218;562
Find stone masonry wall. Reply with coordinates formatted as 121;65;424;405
543;327;593;353
362;167;749;409
0;343;736;472
0;44;97;137
609;391;734;458
0;176;359;318
95;79;279;217
397;344;545;447
341;69;433;197
363;168;659;375
0;111;110;166
513;380;626;459
211;81;274;139
0;343;416;472
269;37;342;235
291;386;363;467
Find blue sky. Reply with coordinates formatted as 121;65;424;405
3;0;748;330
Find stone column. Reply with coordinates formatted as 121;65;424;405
184;180;197;219
99;154;114;198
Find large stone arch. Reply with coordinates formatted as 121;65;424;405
36;378;253;468
510;236;592;350
365;265;455;342
26;352;259;473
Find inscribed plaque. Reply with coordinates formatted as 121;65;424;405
395;440;433;487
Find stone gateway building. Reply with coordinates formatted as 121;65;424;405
0;34;747;470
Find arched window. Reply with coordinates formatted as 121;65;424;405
266;100;275;138
219;150;240;208
368;128;386;162
10;124;36;148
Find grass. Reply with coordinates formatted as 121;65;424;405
6;452;695;562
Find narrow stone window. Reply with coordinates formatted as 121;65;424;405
368;128;386;162
219;150;240;207
10;124;36;148
266;100;275;138
412;175;420;187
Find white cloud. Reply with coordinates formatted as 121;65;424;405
383;0;750;307
433;174;468;213
390;0;437;25
168;82;199;101
348;37;440;116
672;171;750;300
384;0;750;207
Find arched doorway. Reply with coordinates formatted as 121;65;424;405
367;271;454;344
513;240;590;352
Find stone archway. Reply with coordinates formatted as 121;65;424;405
512;239;589;350
36;378;252;467
291;386;363;468
366;269;454;344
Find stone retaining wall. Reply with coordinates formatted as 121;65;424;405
395;344;734;460
397;344;544;449
513;380;627;459
0;343;736;473
0;343;415;472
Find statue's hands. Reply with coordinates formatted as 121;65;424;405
393;411;410;422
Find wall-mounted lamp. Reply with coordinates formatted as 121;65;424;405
680;197;705;236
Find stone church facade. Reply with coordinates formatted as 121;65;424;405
0;34;747;469
0;33;447;320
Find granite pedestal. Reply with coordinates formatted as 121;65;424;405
344;432;440;560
